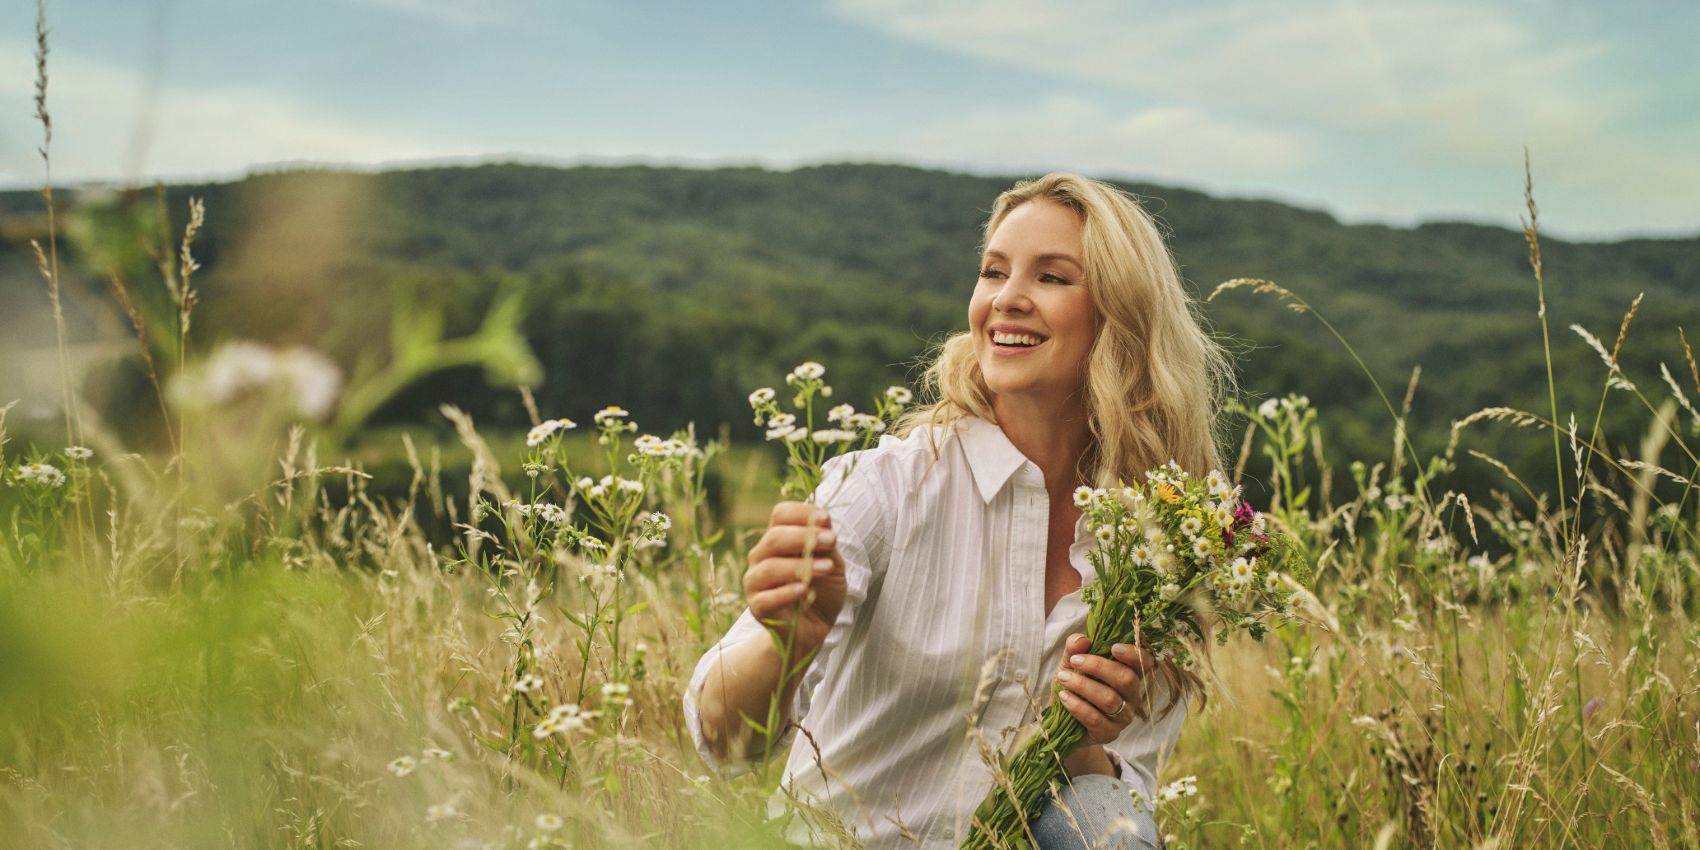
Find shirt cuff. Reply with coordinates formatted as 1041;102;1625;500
1104;747;1125;780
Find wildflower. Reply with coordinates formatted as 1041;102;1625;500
1153;550;1178;575
749;387;775;406
784;428;810;443
1191;536;1213;561
535;814;565;831
1073;486;1095;507
1205;470;1230;497
1179;515;1203;538
1156;775;1198;803
601;681;633;709
1131;543;1155;566
16;463;66;487
514;674;545;694
65;446;93;461
1155;482;1182;505
788;361;826;382
1158;582;1181;601
633;434;663;454
579;536;608;555
1230;558;1254;582
1582;696;1602;716
422;747;453;760
711;591;740;608
532;503;567;525
811;429;857;444
617;478;644;496
827;404;855;423
885;386;912;405
1256;398;1280;418
593;406;630;426
535;703;596;738
426;801;459;821
848;412;885;433
527;418;577;447
1263;571;1283;593
764;413;799;441
387;755;418;777
1212;505;1234;529
1094;526;1114;545
638;511;672;540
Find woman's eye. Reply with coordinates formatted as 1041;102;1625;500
1043;274;1070;284
978;269;1003;278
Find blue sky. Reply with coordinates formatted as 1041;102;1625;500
1;0;1695;239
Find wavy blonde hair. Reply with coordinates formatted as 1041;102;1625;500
895;172;1237;487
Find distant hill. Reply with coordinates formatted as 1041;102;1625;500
3;161;1696;502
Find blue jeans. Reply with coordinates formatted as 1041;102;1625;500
1031;774;1161;850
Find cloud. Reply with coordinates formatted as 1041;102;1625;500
0;42;458;186
895;94;1312;184
828;0;1700;235
345;0;509;28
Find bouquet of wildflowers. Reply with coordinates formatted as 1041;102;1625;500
962;461;1309;850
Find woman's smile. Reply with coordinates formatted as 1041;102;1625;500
970;198;1095;401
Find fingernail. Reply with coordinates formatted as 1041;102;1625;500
818;530;836;546
1111;644;1129;659
804;588;817;605
1070;654;1087;667
813;558;834;574
1057;670;1072;682
811;510;831;524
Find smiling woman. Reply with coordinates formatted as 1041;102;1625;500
684;173;1237;850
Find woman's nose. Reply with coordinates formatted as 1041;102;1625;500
992;274;1033;312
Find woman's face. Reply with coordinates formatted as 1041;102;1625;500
970;198;1097;405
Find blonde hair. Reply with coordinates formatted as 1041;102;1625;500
895;172;1237;487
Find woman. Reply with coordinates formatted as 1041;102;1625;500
683;172;1235;849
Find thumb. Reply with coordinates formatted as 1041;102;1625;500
1067;633;1091;655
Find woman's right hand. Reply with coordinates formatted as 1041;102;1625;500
743;501;848;661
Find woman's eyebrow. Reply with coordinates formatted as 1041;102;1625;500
982;249;1083;268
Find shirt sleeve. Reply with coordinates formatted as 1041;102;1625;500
1104;675;1190;800
681;445;896;775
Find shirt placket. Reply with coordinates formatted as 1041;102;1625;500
994;465;1052;742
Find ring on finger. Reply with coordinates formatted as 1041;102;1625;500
1107;696;1128;719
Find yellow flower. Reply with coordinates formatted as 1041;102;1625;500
1156;482;1182;505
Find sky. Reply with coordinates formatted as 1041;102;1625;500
0;0;1695;240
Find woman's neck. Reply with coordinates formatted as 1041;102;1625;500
990;392;1091;496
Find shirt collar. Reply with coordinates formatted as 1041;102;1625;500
957;415;1033;503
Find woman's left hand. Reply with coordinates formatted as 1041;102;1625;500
1053;632;1156;747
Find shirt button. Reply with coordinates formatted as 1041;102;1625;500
1013;670;1028;683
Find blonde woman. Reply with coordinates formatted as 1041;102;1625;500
684;173;1235;849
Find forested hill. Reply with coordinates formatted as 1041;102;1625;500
3;162;1696;495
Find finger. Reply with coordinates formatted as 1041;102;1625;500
770;501;834;529
748;581;813;620
745;556;838;594
1065;633;1091;657
751;525;839;561
1067;653;1140;696
1111;643;1157;676
1056;666;1125;717
1056;689;1110;738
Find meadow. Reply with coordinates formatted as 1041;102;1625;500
4;11;1699;849
4;244;1698;849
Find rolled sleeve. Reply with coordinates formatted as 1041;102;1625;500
1104;679;1189;801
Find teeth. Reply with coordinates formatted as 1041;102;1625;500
992;331;1042;347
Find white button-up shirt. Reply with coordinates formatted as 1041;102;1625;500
683;414;1187;848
